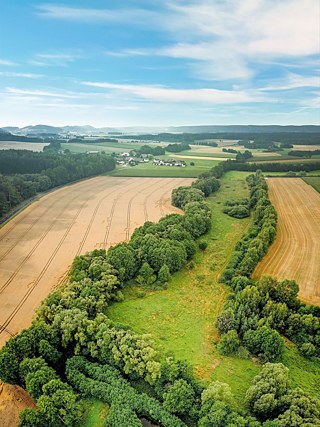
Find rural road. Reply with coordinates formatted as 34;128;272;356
0;176;193;346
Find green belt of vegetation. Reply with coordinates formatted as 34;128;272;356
0;159;319;427
0;149;115;218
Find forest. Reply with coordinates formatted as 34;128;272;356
0;150;115;218
0;158;319;426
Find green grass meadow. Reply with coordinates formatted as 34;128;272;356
79;399;108;427
105;159;219;178
303;176;320;192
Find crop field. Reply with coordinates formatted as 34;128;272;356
253;178;320;305
0;176;192;347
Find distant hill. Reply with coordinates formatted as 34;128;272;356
169;125;320;134
1;124;319;137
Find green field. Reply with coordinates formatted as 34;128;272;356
105;160;219;178
61;141;147;154
107;170;320;404
303;176;320;192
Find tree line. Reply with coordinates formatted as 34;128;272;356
0;150;115;218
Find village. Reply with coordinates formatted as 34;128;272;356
115;152;187;167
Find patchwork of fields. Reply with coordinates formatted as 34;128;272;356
0;176;192;346
253;178;320;305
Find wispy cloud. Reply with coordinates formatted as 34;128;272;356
0;59;17;66
99;0;319;81
82;81;267;104
36;4;156;24
29;52;82;67
260;74;320;91
0;72;43;79
5;87;81;99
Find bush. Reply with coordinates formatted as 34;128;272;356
218;330;240;355
198;241;208;251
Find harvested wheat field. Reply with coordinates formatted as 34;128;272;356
0;176;192;346
253;178;320;305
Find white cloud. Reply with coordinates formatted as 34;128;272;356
82;81;267;104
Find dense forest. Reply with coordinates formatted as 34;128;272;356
0;150;115;218
0;159;319;426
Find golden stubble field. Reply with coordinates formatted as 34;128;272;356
253;178;320;306
0;176;192;346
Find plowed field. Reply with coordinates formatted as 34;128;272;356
253;178;320;305
0;176;192;346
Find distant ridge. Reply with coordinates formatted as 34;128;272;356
1;124;319;136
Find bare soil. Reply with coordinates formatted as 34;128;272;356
0;382;35;427
0;176;192;346
253;178;320;305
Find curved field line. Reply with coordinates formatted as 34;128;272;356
0;178;108;263
0;197;89;335
77;178;144;254
124;178;165;241
0;180;110;295
253;178;320;305
103;179;149;246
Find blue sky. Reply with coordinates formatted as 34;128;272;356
0;0;319;127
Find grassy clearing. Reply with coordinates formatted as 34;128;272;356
79;399;108;427
105;160;218;178
107;171;258;402
303;176;320;192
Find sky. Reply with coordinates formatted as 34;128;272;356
0;0;319;127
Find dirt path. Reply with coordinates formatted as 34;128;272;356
253;178;320;305
0;176;192;346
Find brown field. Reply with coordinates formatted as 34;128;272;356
0;176;192;346
253;178;320;305
292;145;320;151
